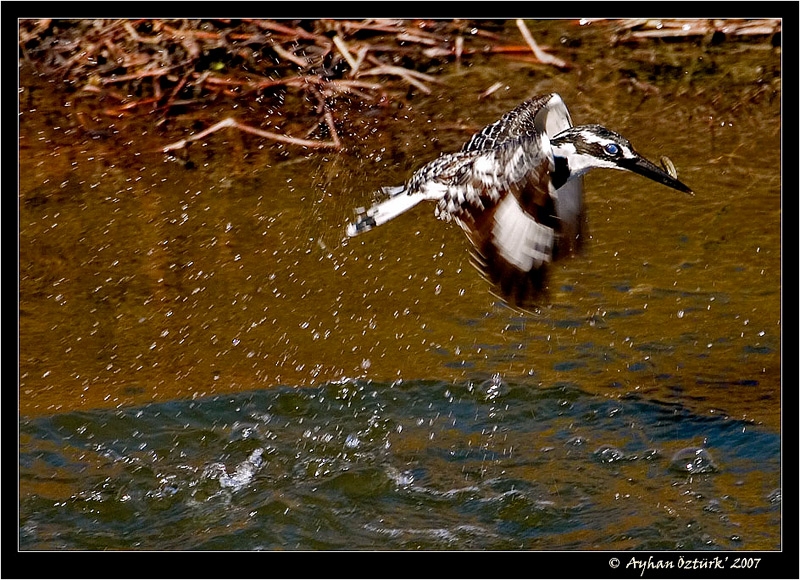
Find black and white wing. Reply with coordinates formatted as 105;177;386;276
346;93;586;309
462;93;563;151
401;131;561;308
534;94;586;257
347;94;565;237
454;94;585;306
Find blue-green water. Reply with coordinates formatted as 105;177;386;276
20;378;780;551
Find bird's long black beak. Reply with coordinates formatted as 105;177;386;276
620;155;694;195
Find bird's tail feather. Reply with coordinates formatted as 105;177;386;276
346;186;423;237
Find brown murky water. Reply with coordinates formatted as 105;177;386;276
19;20;782;553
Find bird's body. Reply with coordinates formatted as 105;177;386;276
346;93;692;309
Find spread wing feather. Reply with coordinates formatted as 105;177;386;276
346;93;586;309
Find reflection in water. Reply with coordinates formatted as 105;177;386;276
20;380;780;550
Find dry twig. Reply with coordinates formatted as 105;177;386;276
515;19;568;69
160;117;340;152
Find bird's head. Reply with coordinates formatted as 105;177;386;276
549;124;693;195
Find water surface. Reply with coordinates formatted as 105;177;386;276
20;379;781;550
19;19;782;552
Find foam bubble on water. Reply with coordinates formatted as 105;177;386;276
344;433;361;449
386;466;415;487
669;447;718;474
593;444;626;463
479;373;507;401
566;435;587;447
219;448;265;490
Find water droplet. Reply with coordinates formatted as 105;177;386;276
478;373;507;400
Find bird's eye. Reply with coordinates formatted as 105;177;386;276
604;143;620;156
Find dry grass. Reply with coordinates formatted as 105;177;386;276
18;18;780;152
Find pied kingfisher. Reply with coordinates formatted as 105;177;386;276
346;93;693;309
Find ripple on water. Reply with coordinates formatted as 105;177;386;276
19;379;780;550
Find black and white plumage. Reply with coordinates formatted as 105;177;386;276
346;93;692;309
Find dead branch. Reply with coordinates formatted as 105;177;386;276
160;117;340;152
515;19;569;69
